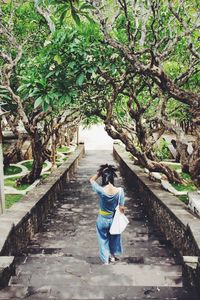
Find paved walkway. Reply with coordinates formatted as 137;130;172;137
0;151;191;299
79;125;113;150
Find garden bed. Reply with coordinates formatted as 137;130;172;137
3;145;76;209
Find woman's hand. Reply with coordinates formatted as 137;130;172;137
89;173;100;183
119;205;125;214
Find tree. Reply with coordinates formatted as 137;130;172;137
84;0;200;185
0;1;81;183
1;0;199;186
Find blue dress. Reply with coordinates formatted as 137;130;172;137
91;181;125;263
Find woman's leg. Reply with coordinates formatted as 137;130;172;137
109;233;123;257
96;215;111;264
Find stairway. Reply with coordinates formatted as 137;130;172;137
0;151;192;299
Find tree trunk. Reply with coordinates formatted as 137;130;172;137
60;126;66;147
4;143;20;167
188;132;200;187
17;133;45;185
137;153;182;183
3;135;26;167
105;123;182;184
175;127;200;187
176;143;189;172
51;132;57;171
66;128;71;146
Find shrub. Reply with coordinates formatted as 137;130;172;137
154;139;171;161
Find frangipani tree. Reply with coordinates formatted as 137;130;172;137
0;1;82;183
84;0;200;185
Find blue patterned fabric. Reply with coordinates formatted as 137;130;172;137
91;181;125;218
96;215;123;263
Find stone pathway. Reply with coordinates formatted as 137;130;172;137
0;151;192;299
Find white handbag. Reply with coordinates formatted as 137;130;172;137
109;188;129;235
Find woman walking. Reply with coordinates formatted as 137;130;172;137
90;164;125;265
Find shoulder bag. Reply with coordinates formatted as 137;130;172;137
109;188;129;235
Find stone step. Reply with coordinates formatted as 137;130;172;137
0;150;192;299
9;256;183;288
31;247;175;261
0;256;15;289
0;285;192;299
22;231;173;253
15;252;179;267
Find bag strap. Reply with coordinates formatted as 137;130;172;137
118;187;122;205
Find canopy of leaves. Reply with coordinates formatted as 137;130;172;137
1;0;199;132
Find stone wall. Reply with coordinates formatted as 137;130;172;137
0;144;84;288
113;144;200;296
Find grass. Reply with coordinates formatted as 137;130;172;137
141;160;197;205
171;175;197;205
180;172;192;181
177;195;189;204
4;177;31;190
4;151;73;209
42;162;48;168
4;165;22;176
56;156;69;166
57;146;70;153
21;160;33;170
168;164;181;171
21;161;48;170
5;194;23;209
41;174;49;180
171;181;197;192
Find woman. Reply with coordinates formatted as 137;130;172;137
90;164;125;265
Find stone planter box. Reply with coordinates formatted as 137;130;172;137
0;144;85;288
113;143;200;297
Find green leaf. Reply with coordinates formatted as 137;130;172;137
84;14;95;24
80;3;94;10
111;64;116;73
71;10;81;25
17;85;26;92
65;95;71;103
68;61;76;68
34;97;43;108
54;54;62;65
76;73;85;86
60;9;67;25
35;78;46;88
55;70;61;76
46;71;55;79
88;66;97;73
44;95;50;104
0;94;10;100
43;101;49;112
28;88;39;97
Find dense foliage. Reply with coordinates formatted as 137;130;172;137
0;0;199;185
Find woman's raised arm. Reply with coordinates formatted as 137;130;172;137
89;173;100;183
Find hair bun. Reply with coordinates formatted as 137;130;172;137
98;163;117;178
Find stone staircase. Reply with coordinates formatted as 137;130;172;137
0;151;193;299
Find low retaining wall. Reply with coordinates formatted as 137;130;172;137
0;144;84;288
113;144;200;296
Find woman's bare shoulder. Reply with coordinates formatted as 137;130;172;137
103;186;121;195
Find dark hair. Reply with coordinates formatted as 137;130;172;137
98;164;117;186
